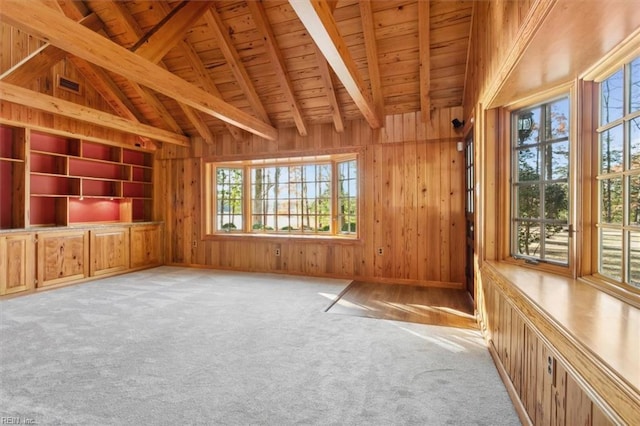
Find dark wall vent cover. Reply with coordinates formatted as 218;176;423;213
57;75;81;94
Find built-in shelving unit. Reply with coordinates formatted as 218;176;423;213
0;124;161;296
0;126;26;230
0;126;154;228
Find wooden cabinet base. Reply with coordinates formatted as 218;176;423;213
0;222;162;297
0;233;35;295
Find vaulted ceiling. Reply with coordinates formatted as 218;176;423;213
0;0;473;144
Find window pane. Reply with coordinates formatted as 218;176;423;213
600;229;622;281
544;224;569;263
516;108;540;146
517;184;540;219
600;177;623;224
631;117;640;169
600;125;623;174
630;57;640;113
518;147;541;181
338;160;358;235
601;68;624;125
629;232;640;288
216;168;243;231
544;183;569;220
516;221;540;257
546;98;570;139
630;175;640;226
547;141;569;180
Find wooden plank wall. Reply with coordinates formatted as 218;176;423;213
464;0;534;113
157;108;467;287
0;23;141;146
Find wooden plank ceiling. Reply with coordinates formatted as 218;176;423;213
0;0;473;144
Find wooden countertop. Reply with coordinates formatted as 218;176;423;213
484;261;639;397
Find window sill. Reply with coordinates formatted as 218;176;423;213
203;233;362;245
483;261;640;400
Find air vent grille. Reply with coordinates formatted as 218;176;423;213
57;75;81;94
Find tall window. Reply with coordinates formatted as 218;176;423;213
216;168;243;231
337;160;357;234
597;56;640;288
206;154;358;237
511;97;570;264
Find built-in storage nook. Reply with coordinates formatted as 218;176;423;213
0;124;162;296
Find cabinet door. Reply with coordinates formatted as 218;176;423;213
0;234;35;295
90;228;129;277
130;224;162;269
37;230;89;287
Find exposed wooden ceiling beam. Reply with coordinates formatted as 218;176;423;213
289;0;381;129
359;0;384;122
69;56;144;123
1;11;146;134
0;82;189;146
53;0;87;20
248;0;307;136
310;0;343;133
203;7;272;124
418;0;431;124
0;0;278;140
131;1;212;64
0;13;101;86
315;45;344;133
178;103;215;145
179;38;244;142
116;0;213;144
145;0;242;143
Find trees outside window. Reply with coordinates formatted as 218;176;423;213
207;154;358;237
597;56;640;288
511;97;570;264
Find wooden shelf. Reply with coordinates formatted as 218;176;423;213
2;125;154;227
1;126;26;230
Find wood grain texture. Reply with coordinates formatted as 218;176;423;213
0;82;189;146
37;229;89;287
326;280;476;329
0;0;278;140
130;224;163;269
90;227;130;277
158;109;465;288
0;233;35;295
478;261;639;425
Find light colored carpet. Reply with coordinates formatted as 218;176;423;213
0;266;519;425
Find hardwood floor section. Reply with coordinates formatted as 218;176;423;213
326;281;477;329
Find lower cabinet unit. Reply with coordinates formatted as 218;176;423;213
90;227;130;277
37;230;90;288
478;263;632;426
130;224;163;269
0;233;35;295
0;222;163;296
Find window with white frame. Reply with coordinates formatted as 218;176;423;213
206;154;358;237
511;97;571;265
597;56;640;288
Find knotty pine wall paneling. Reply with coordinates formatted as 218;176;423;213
158;108;467;288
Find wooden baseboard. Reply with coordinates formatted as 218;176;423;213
165;262;464;289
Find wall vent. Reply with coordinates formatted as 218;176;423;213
57;75;81;95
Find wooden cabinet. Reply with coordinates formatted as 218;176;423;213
1;123;160;295
130;224;163;269
0;233;35;295
36;230;89;288
479;266;623;425
90;227;130;277
0;223;162;296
